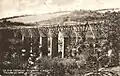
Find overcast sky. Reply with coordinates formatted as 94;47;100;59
0;0;120;18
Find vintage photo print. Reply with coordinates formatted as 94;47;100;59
0;0;120;76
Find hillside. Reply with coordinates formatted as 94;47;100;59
0;9;120;27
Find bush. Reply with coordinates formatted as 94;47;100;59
31;56;88;76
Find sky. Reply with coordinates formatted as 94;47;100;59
0;0;120;18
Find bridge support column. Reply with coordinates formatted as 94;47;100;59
75;31;82;44
49;36;58;57
61;37;70;58
49;30;58;58
40;37;48;57
59;31;70;58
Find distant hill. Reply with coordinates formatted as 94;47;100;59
0;11;71;24
96;8;120;13
36;10;103;26
0;8;120;27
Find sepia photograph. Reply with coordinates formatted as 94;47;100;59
0;0;120;76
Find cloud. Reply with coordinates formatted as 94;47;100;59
0;0;120;18
51;0;75;6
